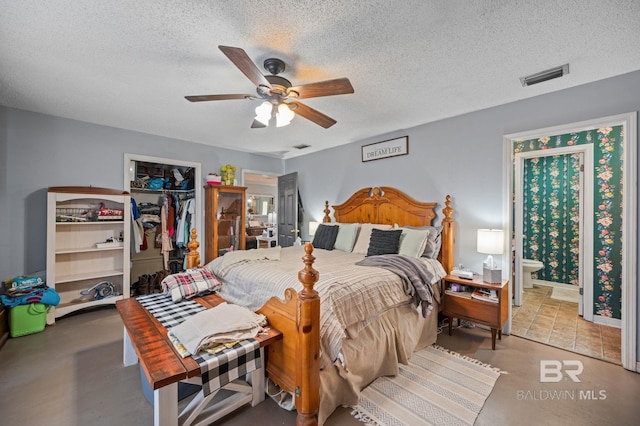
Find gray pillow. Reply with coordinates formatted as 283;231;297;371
311;224;339;250
403;225;443;259
397;228;430;258
334;223;360;252
366;229;402;256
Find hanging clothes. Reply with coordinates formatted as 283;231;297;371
176;197;195;247
160;196;173;270
130;198;143;254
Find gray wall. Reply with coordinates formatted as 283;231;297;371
287;70;640;359
289;70;640;273
0;108;283;280
2;70;639;360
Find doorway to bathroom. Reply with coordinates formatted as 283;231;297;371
511;146;620;363
503;112;637;371
514;145;593;319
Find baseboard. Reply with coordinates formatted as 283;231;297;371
532;279;578;291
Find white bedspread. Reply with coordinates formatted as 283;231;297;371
204;245;446;368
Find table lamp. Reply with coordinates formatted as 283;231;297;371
477;229;504;283
308;221;320;237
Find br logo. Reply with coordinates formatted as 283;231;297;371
540;360;584;382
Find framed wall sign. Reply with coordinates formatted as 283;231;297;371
361;136;409;162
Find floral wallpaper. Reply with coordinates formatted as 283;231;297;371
522;153;581;286
514;126;624;319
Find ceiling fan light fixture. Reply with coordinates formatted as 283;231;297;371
254;101;273;126
276;103;295;127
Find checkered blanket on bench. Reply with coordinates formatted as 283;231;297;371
137;293;261;396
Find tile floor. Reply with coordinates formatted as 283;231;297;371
511;284;621;364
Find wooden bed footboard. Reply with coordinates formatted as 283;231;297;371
258;243;320;426
185;228;321;424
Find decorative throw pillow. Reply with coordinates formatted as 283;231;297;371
397;228;430;258
423;225;443;258
366;228;403;256
161;268;221;302
401;225;443;259
351;223;393;254
311;224;339;250
333;223;360;252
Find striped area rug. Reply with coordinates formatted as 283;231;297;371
351;345;501;426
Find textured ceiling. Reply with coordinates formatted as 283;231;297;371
2;1;640;159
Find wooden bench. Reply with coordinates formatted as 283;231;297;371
116;293;282;426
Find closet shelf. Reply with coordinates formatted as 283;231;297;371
131;188;194;195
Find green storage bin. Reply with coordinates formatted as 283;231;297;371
9;303;47;337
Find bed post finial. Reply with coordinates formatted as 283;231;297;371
296;242;320;425
186;228;201;269
440;195;455;274
322;200;331;223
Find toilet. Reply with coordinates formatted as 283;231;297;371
522;259;544;288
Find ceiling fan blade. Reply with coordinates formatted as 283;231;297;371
219;45;271;89
288;102;337;128
185;94;252;102
251;119;267;128
287;78;354;99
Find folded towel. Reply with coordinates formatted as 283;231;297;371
169;302;266;355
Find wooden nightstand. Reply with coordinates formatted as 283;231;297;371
441;274;509;349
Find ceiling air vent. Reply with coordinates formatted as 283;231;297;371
293;144;311;150
520;64;569;87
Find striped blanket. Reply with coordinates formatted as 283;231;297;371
205;246;446;369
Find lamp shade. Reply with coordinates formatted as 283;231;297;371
308;221;320;236
276;103;295;127
477;229;504;255
254;101;272;126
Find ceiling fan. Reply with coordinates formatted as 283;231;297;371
185;45;354;129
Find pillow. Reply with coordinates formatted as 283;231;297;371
311;223;339;250
423;225;443;258
161;268;221;302
351;223;393;254
366;228;403;256
401;225;443;258
397;227;430;258
333;223;360;252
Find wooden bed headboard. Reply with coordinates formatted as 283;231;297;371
321;186;455;274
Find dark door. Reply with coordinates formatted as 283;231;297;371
277;172;298;247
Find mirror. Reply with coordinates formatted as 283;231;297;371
247;194;274;223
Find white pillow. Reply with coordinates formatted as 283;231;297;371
351;223;393;254
397;228;430;258
334;223;360;252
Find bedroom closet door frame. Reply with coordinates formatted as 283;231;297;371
514;145;593;319
502;112;637;372
123;153;203;266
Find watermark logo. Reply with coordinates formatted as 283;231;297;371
516;359;606;401
540;360;583;382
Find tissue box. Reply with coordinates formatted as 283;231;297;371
483;267;502;284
